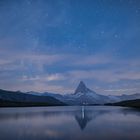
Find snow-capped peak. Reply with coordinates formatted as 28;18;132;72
74;81;93;94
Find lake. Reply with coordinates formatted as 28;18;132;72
0;106;140;140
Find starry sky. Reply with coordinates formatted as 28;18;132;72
0;0;140;95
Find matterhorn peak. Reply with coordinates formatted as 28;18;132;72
74;81;92;94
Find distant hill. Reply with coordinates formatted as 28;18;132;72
0;89;65;107
105;99;140;108
0;81;140;107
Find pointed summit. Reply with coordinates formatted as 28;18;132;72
74;81;92;94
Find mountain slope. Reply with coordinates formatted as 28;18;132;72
1;81;140;106
0;89;65;106
74;81;93;94
41;81;140;105
42;81;113;105
106;99;140;108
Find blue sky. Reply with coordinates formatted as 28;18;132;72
0;0;140;95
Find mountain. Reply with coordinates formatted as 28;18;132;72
66;81;111;105
41;81;140;105
105;99;140;108
1;81;140;106
41;81;114;105
74;81;92;94
118;93;140;101
0;89;65;107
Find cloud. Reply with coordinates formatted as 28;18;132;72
47;74;66;81
71;54;112;66
0;78;73;94
0;47;140;94
66;66;140;83
103;88;138;92
0;51;65;72
0;30;139;95
22;73;66;82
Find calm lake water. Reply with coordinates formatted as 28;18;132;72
0;106;140;140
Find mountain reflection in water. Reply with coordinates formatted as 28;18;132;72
0;106;140;140
75;106;108;130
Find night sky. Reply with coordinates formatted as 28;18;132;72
0;0;140;95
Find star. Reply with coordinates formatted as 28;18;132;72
100;30;105;35
114;34;118;38
135;9;140;14
26;0;32;5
